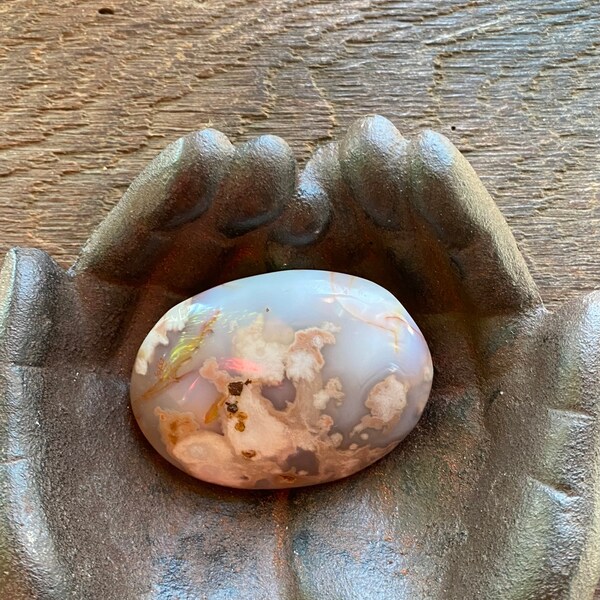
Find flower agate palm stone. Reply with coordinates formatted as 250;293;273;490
130;271;433;489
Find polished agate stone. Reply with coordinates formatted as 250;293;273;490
130;271;433;489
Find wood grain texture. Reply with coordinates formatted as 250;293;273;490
0;0;598;313
0;0;599;596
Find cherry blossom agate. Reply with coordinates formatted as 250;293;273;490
130;271;433;489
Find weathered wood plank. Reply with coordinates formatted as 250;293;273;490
0;0;598;310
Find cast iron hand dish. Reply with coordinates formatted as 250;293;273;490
1;116;599;599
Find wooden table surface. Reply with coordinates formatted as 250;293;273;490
1;0;599;596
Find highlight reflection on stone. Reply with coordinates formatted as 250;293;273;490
130;271;433;489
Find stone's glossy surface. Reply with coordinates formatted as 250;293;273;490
130;270;433;489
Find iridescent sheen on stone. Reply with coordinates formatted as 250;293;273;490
130;271;433;489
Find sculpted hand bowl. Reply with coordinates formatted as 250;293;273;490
5;115;600;596
130;270;433;489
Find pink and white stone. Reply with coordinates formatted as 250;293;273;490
130;270;433;489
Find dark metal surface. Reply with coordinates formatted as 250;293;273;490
1;116;599;599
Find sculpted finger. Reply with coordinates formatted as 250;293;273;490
214;135;296;238
272;144;333;247
267;142;339;270
269;139;391;281
339;116;465;314
339;114;410;230
447;292;600;596
0;248;72;367
408;130;541;315
73;129;234;284
143;134;296;296
0;247;138;371
0;248;73;598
